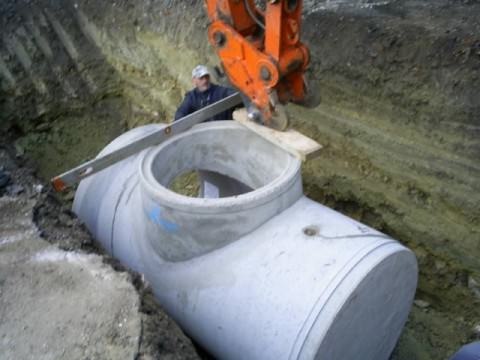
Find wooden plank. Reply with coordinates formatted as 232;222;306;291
233;109;322;161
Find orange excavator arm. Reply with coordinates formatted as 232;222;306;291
205;0;309;130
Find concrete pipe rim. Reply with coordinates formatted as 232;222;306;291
293;242;418;360
139;121;302;213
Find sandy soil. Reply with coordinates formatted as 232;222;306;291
0;143;201;359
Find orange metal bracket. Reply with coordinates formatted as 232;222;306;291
205;0;309;126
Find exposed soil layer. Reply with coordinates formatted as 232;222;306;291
1;0;479;359
0;141;201;359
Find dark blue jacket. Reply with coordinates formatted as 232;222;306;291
450;342;480;360
174;84;237;121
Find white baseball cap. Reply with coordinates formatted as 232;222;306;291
192;65;210;79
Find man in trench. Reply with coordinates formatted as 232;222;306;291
174;65;237;121
174;65;249;198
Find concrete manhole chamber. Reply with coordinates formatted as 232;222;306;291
74;121;418;360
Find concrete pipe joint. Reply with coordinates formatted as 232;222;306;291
73;121;418;360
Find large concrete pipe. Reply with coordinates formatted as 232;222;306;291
73;121;418;360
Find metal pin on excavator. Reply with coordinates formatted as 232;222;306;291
50;0;312;191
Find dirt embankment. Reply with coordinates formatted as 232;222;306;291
0;0;127;179
0;141;201;359
1;0;479;359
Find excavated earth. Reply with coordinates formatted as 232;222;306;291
0;144;202;359
1;0;479;359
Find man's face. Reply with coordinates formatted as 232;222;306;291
193;75;210;92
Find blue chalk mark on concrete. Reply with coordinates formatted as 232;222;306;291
149;206;179;233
